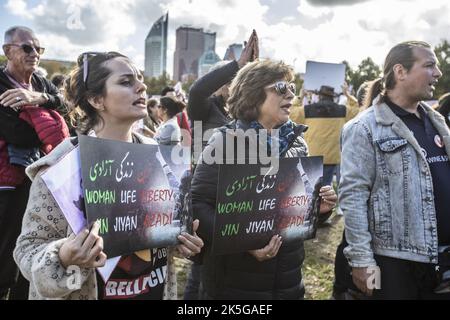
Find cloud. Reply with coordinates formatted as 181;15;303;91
31;0;138;46
260;0;299;25
3;0;450;78
354;0;450;48
306;0;371;6
5;0;43;19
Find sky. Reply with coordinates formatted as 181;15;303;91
0;0;449;77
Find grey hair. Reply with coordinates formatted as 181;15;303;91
4;26;35;44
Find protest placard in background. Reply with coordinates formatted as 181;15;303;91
303;61;346;94
79;135;191;258
212;156;323;255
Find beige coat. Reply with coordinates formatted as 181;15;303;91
13;134;178;300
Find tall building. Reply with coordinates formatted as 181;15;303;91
173;27;217;82
144;13;168;78
224;43;243;61
198;50;221;78
203;32;216;52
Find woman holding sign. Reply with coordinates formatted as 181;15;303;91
14;52;203;300
191;59;337;299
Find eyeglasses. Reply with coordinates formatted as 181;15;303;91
265;81;296;96
7;43;45;55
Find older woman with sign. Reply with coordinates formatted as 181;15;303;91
14;52;203;300
191;59;337;300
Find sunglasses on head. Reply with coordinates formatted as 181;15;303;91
8;43;45;55
266;81;296;96
77;51;105;90
77;51;130;90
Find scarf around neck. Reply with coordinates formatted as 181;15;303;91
249;119;298;156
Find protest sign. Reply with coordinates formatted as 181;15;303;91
212;156;323;255
303;61;346;94
79;135;191;258
41;144;120;282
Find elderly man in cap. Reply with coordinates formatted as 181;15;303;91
0;26;66;299
290;84;359;222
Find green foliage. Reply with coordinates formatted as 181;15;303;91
434;39;450;98
39;60;76;79
343;39;450;98
182;77;196;95
0;55;6;67
344;57;381;94
293;73;304;96
144;71;174;96
342;60;353;84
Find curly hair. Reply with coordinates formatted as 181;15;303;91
228;59;294;122
64;51;129;134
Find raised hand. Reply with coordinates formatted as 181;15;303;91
238;29;259;68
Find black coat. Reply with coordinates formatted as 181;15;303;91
191;119;309;300
187;61;237;151
0;68;65;147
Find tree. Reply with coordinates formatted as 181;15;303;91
293;73;304;96
349;57;381;94
342;60;354;85
144;71;174;96
38;60;76;79
434;39;450;98
182;76;196;96
0;55;6;67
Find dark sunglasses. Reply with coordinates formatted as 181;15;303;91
7;43;45;55
265;81;296;96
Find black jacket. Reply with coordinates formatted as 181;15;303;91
188;61;237;151
191;120;309;300
0;68;65;147
437;98;450;128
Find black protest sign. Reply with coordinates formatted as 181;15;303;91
79;135;191;258
212;156;323;255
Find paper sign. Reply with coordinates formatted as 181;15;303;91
303;61;346;94
212;156;323;255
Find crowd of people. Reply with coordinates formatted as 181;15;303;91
0;25;449;300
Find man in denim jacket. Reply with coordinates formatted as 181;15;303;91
340;41;450;299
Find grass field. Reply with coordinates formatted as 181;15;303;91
175;214;345;300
